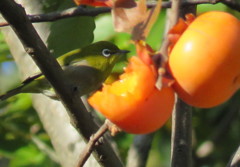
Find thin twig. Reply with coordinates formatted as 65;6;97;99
161;0;183;50
227;145;240;167
0;6;110;27
0;0;239;27
78;120;109;167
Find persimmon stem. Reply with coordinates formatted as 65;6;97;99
155;0;182;89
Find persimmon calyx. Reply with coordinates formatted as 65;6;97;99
168;13;195;53
135;40;174;90
135;40;155;66
155;13;196;89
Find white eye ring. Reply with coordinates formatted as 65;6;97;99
102;49;111;57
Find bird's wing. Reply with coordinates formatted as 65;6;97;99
22;48;89;84
57;49;87;66
22;48;90;83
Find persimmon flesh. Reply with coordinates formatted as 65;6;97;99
169;11;240;108
89;56;175;134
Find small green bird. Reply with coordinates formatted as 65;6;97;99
0;41;129;101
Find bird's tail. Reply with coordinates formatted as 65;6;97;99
0;85;25;101
0;73;43;101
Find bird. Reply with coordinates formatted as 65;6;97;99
0;41;129;101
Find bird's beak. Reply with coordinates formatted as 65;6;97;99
119;50;130;54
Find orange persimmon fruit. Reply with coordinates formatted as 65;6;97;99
169;11;240;108
74;0;112;7
88;44;175;134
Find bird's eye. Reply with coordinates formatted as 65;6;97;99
102;49;112;57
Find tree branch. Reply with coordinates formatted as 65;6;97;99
156;0;194;165
170;1;196;167
171;99;193;167
126;133;155;167
0;0;239;27
0;1;123;167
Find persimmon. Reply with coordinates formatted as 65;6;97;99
74;0;112;7
89;42;175;134
169;11;240;108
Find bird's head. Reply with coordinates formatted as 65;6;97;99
82;41;129;63
80;41;129;73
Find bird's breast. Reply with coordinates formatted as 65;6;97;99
63;65;104;95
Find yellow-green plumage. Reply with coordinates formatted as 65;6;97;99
0;41;129;100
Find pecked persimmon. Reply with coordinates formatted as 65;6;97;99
88;44;175;134
169;11;240;108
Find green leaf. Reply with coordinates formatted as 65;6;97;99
47;1;95;57
9;144;44;167
93;14;114;42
